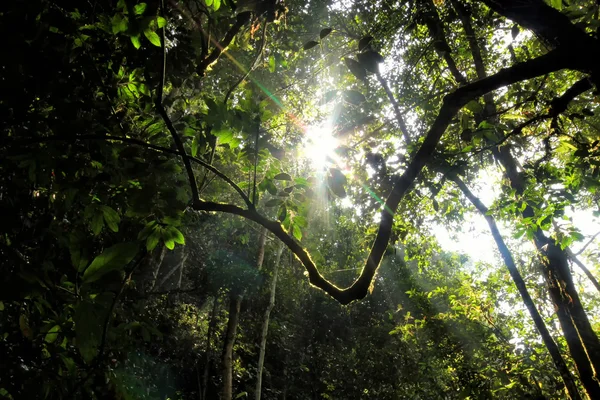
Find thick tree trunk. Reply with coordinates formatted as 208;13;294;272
221;228;268;399
200;296;219;400
494;146;600;398
451;174;582;400
255;244;284;400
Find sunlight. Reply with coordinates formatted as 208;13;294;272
302;123;339;170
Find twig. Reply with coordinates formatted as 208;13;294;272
574;230;600;256
224;22;268;105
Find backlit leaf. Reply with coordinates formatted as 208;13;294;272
131;35;141;49
83;242;139;283
303;40;320;50
343;90;366;105
344;58;367;81
274;172;293;180
358;35;373;51
320;28;333;39
144;30;161;47
134;3;147;15
265;198;284;207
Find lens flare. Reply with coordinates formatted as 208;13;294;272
303;124;338;170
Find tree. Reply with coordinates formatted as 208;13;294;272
1;0;599;398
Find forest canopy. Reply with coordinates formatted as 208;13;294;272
1;0;600;399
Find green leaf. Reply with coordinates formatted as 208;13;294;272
82;242;139;283
319;28;333;39
91;213;104;235
131;35;141;49
344;58;367;81
137;83;150;96
45;325;60;344
75;294;113;363
292;224;302;241
166;226;185;245
265;198;284;207
274;172;293;180
205;0;213;5
343;90;366;105
214;129;235;145
156;16;167;28
144;30;161;47
551;0;562;10
327;168;347;198
134;3;147;14
146;232;160;251
100;205;120;233
111;14;129;34
303;40;320;50
465;100;483;114
212;0;221;11
320;90;338;105
269;55;276;73
191;136;199;157
277;205;287;222
138;221;158;239
358;35;373;51
357;50;384;73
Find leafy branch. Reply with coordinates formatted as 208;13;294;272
193;50;568;304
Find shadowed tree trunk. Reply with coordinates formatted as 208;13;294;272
450;173;583;400
493;145;600;398
441;2;600;394
221;228;268;399
255;243;284;400
221;293;242;400
200;296;219;400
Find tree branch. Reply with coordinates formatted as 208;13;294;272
419;0;467;85
224;22;268;105
194;50;569;304
156;0;201;204
566;248;600;295
376;71;412;145
3;134;253;209
196;12;253;77
449;172;582;400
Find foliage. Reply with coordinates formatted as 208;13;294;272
1;0;600;399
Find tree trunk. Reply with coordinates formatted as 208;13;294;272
451;173;582;400
221;228;268;399
148;245;167;292
255;243;284;400
200;296;219;400
221;293;242;400
493;145;600;398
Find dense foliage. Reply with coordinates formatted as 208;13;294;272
1;0;599;399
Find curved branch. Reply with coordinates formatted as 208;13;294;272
194;50;569;304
